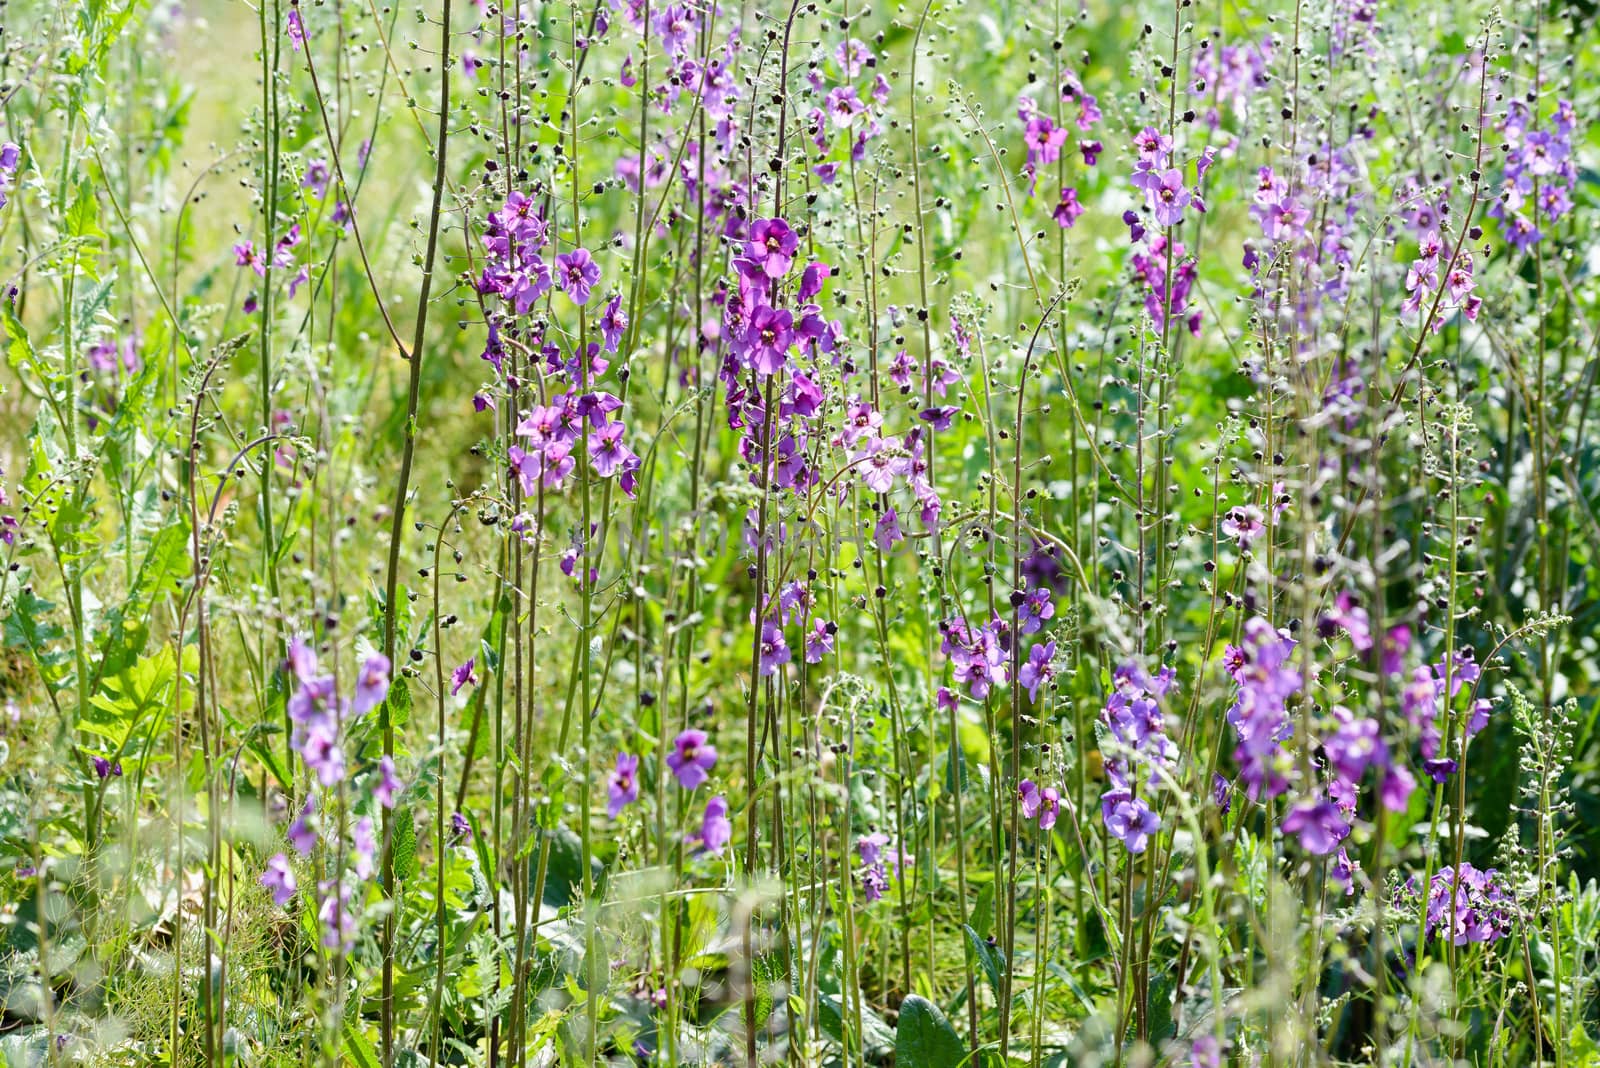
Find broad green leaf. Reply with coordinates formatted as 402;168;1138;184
896;994;967;1068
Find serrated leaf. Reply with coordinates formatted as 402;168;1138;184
4;591;70;685
393;804;417;882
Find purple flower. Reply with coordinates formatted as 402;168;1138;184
555;248;601;305
1190;1035;1223;1068
599;294;628;353
1220;504;1266;548
758;620;791;676
1018;641;1056;702
744;305;794;375
1147;169;1192;227
587;421;637;478
351;816;377;880
287;636;318;682
1420;864;1513;945
1018;779;1060;830
1101;790;1160;853
1380;764;1416;812
451;657;479;696
1281;798;1349;855
744;218;798;279
1224;618;1300;800
260;853;297;906
874;507;903;552
318;880;354;953
352;653;391;716
692;796;732;856
857;832;890;868
804;619;835;663
607;752;640;818
1052;186;1085;229
824;86;865;128
1212;773;1232;815
373;756;401;809
1018;584;1055;635
288;799;317;856
667;729;718;790
1330;848;1357;897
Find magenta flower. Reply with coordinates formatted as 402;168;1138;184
691;796;732;856
260;853;297;906
824;86;865;128
745;305;794;375
607;752;640;819
667;729;718;790
599;294;628;353
587;421;637;478
744;218;798;279
1019;641;1056;702
1148;169;1192;227
1220;504;1266;548
555;248;601;305
451;657;479;696
1018;779;1060;830
351;815;377;880
1053;186;1084;229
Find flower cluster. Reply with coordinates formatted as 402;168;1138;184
857;831;907;902
1191;37;1272;128
1098;663;1178;854
1491;98;1576;252
942;614;1008;701
803;36;889;184
1402;647;1491;783
1401;230;1479;333
1413;863;1515;945
1223;617;1299;801
0;143;20;210
285;637;390;788
0;465;17;548
260;640;397;954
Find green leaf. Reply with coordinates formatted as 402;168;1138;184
537;824;602;909
3;591;70;686
962;924;1006;998
67;181;104;242
0;301;34;371
381;677;411;730
816;992;895;1056
392;804;418;883
82;646;178;750
896;994;967;1068
96;521;189;678
341;1019;381;1068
